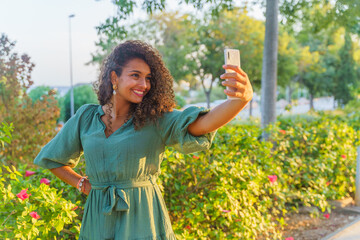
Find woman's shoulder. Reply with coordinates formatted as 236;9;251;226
77;103;99;113
155;106;209;129
160;106;209;120
75;104;100;122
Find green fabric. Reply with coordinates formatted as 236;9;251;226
34;104;217;240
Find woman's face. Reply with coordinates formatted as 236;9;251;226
112;58;152;104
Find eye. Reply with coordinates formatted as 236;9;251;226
131;73;139;78
146;76;152;81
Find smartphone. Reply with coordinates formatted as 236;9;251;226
224;48;241;100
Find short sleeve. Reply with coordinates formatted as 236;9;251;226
158;106;217;154
33;104;90;169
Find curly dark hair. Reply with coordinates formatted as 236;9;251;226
92;40;176;133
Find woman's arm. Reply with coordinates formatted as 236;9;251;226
188;64;253;137
50;166;91;195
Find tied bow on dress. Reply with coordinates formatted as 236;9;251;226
90;177;156;215
102;186;130;215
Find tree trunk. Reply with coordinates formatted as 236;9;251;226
201;77;213;109
286;85;292;105
309;93;314;110
260;0;278;138
249;99;253;117
205;91;211;108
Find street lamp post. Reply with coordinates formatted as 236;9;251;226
69;14;75;117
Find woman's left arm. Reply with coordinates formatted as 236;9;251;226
188;64;253;137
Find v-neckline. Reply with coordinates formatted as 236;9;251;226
98;105;133;139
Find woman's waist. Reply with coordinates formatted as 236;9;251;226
88;176;159;214
90;176;157;190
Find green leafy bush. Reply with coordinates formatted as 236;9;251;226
1;112;359;239
277;115;359;201
160;125;283;239
159;114;359;239
0;121;14;150
0;165;84;239
0;35;60;167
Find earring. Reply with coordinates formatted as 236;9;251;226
112;85;117;95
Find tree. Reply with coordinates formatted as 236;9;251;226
0;34;59;166
125;11;224;108
278;0;360;110
281;1;360;110
219;8;265;116
151;13;199;88
280;0;360;35
60;84;98;122
297;46;324;110
334;31;357;106
260;0;278;135
93;0;360;132
89;12;200;88
291;4;333;110
91;8;268;109
277;29;299;105
94;0;280;129
300;54;326;110
148;9;269;109
28;85;60;105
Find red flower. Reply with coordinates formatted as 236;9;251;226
324;213;330;219
326;181;331;186
279;130;286;134
285;238;294;240
16;189;31;201
25;171;36;177
29;211;40;220
185;225;191;230
71;206;79;211
341;155;346;159
192;155;199;160
222;210;231;213
235;219;241;222
40;178;50;185
268;175;277;184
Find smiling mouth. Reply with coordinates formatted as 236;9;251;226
133;90;145;97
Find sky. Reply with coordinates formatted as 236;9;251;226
0;0;264;89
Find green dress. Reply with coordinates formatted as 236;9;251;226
34;104;217;240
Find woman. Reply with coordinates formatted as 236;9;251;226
34;40;253;239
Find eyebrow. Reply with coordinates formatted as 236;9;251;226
128;70;151;76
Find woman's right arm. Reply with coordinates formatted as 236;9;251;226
50;166;91;195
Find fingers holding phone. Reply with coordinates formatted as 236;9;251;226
222;49;253;102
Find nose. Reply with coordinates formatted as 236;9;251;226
138;77;150;90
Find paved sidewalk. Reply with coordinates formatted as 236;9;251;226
322;216;360;240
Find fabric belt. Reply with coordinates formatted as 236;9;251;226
90;177;156;215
